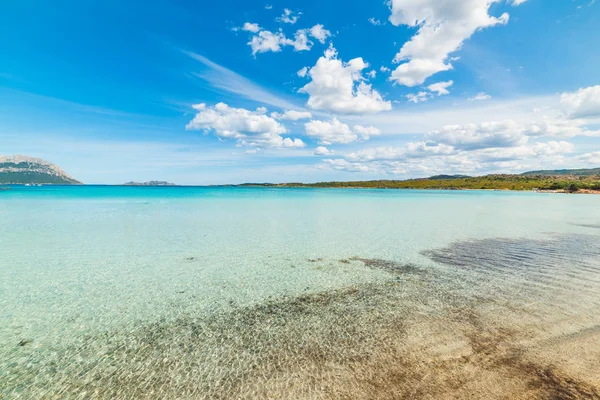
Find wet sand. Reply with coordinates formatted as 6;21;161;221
2;235;600;399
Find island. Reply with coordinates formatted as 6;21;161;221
0;155;82;185
123;181;177;186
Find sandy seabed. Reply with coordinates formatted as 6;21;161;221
2;234;600;399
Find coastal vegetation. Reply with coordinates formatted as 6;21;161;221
251;170;600;193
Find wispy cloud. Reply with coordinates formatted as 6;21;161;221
183;50;299;110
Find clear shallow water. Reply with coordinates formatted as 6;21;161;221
1;186;600;399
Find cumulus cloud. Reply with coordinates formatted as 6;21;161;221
560;85;600;119
525;118;600;138
406;92;431;103
368;18;381;25
305;118;379;145
511;0;528;5
297;67;308;78
247;28;317;55
577;151;600;165
241;22;261;33
290;29;312;51
309;24;332;43
271;110;313;120
346;142;454;162
277;8;301;24
248;30;293;55
186;103;305;149
305;118;356;145
469;92;492;101
326;138;574;176
325;159;374;173
242;23;331;56
299;46;392;114
388;0;510;86
427;80;454;96
316;86;600;176
353;125;381;140
475;141;573;162
314;146;334;156
426;120;528;150
318;110;586;176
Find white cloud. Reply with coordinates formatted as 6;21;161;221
299;46;392;114
475;141;573;162
271;110;313;121
367;70;377;79
325;159;375;173
265;4;273;10
277;8;300;24
426;120;528;150
427;80;454;96
247;28;315;55
380;66;390;73
577;151;600;165
368;17;381;25
388;0;509;86
243;24;331;56
314;146;334;156
312;88;600;177
417;117;600;148
526;118;600;138
186;103;305;149
352;125;381;140
290;29;312;51
346;142;454;162
248;30;290;55
326;137;574;176
242;22;260;33
533;141;574;155
297;67;308;78
560;85;600;119
305;118;378;145
469;92;492;101
305;118;356;145
406;92;431;103
309;24;332;43
511;0;528;5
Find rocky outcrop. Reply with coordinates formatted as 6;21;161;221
0;155;82;184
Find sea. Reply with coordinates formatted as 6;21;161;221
1;185;599;399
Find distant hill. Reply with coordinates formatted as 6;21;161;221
522;167;600;177
250;171;600;192
0;155;81;184
123;181;176;186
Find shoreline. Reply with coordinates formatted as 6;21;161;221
3;184;600;194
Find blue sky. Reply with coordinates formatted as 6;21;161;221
1;0;600;184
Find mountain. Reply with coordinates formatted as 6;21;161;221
522;167;600;177
0;155;82;184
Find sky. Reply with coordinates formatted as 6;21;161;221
1;0;600;184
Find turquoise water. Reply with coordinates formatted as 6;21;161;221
1;186;600;398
